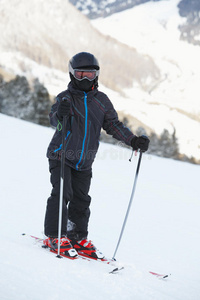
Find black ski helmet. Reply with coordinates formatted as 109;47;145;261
68;52;100;91
69;52;100;71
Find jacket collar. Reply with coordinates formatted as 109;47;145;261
68;82;98;99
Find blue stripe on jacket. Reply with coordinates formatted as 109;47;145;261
75;92;88;170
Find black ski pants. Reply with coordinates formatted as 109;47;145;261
44;159;92;240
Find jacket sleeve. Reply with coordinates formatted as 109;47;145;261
49;96;60;128
103;97;135;146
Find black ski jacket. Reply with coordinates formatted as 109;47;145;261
47;82;134;171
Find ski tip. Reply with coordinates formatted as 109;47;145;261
109;267;118;274
109;267;124;274
149;271;171;279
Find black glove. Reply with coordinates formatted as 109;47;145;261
57;100;71;120
131;135;150;152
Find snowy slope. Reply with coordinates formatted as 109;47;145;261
92;0;200;114
1;0;200;161
92;0;200;160
100;84;200;160
0;113;200;300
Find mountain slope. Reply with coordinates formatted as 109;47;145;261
70;0;200;46
178;0;200;45
92;0;200;159
69;0;152;18
0;0;159;92
0;113;200;300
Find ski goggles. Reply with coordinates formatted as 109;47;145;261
70;66;99;81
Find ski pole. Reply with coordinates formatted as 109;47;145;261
57;114;67;258
112;150;143;260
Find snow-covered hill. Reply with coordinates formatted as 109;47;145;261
0;113;200;300
0;0;158;94
0;0;199;160
71;0;200;46
92;0;200;159
92;0;199;115
69;0;151;18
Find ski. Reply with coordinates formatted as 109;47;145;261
22;234;170;278
149;271;171;279
109;267;125;274
42;243;78;260
22;233;122;273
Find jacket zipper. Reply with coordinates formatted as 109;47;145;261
76;92;88;170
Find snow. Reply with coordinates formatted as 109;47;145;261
0;51;69;96
0;113;200;300
1;0;200;160
92;0;200;160
99;84;200;159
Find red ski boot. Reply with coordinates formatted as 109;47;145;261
70;238;104;259
43;237;78;258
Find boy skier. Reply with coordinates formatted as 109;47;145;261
43;52;149;259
